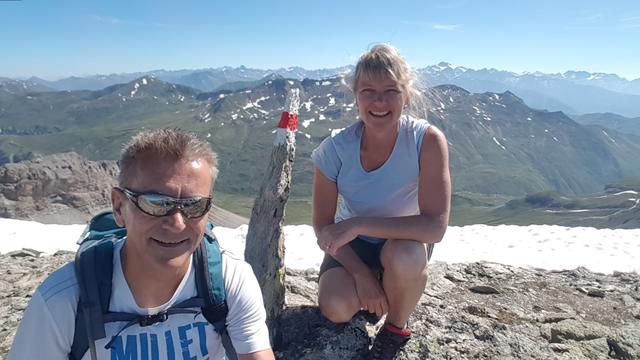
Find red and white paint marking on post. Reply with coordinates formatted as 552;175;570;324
274;88;300;145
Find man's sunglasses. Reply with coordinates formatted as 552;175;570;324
116;187;212;219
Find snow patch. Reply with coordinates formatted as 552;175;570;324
492;137;506;150
3;219;640;273
302;118;315;128
130;82;140;97
255;96;270;105
602;130;616;143
302;100;312;112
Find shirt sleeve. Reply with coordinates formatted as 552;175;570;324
7;290;72;360
223;259;272;355
413;119;430;156
310;136;341;182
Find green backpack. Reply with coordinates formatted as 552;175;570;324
70;211;234;360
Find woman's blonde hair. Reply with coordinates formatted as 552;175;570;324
351;43;428;119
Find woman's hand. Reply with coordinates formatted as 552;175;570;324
353;270;389;316
317;219;359;256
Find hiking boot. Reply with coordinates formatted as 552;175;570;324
369;323;411;360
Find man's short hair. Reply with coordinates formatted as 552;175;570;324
118;128;218;186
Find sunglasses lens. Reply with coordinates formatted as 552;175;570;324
136;194;210;218
137;194;175;216
180;198;211;218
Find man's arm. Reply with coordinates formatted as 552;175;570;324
224;259;274;357
312;168;389;315
238;349;275;360
8;287;73;359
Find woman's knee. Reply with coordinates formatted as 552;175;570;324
318;269;361;323
319;294;360;323
381;240;428;277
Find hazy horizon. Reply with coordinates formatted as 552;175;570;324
1;0;638;80
6;61;640;83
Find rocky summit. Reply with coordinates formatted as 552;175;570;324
0;152;118;224
279;263;640;359
1;251;638;359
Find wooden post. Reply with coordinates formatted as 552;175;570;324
245;88;299;347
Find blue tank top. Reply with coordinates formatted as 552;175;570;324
311;115;430;243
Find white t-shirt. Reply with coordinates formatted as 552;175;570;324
8;238;271;360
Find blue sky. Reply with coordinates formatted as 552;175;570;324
1;0;639;80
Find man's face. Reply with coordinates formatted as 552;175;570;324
112;153;213;270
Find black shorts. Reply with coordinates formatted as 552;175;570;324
318;238;435;278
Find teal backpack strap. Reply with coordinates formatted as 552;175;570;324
70;213;232;359
194;224;229;335
70;211;124;360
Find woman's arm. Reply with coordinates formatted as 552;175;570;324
320;126;451;254
313;168;389;314
313;167;362;255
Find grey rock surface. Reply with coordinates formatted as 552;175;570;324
1;255;638;360
279;263;640;359
0;152;118;224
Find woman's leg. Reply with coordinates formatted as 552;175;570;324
318;267;362;323
380;239;428;328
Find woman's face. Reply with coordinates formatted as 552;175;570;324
355;73;408;130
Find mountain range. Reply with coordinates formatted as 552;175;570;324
571;113;640;136
1;75;639;201
420;63;640;117
5;63;640;117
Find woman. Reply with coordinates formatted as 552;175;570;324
311;44;451;359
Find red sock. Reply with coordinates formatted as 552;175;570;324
384;322;412;337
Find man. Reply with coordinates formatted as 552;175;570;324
9;129;275;360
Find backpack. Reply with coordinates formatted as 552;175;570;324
70;211;235;360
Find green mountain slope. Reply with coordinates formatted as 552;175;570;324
1;77;639;201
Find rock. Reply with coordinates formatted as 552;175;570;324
607;323;640;359
7;249;40;258
53;250;75;257
536;312;574;324
549;319;611;343
549;342;570;353
1;257;639;359
0;152;118;223
277;306;369;359
621;294;635;307
587;288;606;298
469;285;500;294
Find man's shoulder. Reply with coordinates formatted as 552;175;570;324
220;250;254;278
36;260;79;309
219;250;261;296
